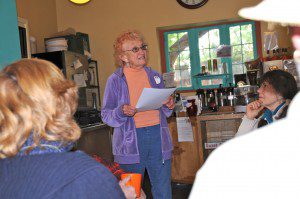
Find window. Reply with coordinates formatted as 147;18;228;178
163;21;260;90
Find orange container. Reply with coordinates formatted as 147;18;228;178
121;173;142;197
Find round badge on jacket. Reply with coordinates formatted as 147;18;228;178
154;76;161;84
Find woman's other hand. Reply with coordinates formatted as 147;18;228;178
246;100;264;120
119;176;136;199
138;189;146;199
163;96;175;110
123;105;137;117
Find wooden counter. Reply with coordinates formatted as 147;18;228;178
168;117;203;184
197;112;244;161
168;112;244;184
75;123;113;162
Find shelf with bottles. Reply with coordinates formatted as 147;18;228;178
263;47;293;62
261;47;295;74
197;59;229;77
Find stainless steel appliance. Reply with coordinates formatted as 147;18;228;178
234;85;258;112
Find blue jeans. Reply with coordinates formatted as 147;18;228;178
120;124;172;199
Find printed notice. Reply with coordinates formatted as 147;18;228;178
136;88;176;112
73;73;87;87
176;117;194;142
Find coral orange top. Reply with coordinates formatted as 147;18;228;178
124;67;160;128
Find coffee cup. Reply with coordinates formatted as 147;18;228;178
120;173;142;197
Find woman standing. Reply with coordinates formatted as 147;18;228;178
101;30;174;199
236;69;297;136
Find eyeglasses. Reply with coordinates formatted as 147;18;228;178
123;44;148;53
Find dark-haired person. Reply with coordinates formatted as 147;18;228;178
189;0;300;198
236;70;297;136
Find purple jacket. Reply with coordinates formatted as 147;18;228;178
101;66;173;164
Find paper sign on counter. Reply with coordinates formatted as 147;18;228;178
176;117;194;142
136;88;176;111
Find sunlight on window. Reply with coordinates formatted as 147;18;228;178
167;32;192;88
164;22;257;89
230;24;255;75
198;29;220;69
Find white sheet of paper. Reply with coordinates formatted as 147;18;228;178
73;74;86;88
176;117;194;142
135;88;176;111
73;59;83;70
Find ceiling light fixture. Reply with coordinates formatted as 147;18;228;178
69;0;91;5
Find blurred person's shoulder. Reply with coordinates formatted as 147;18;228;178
0;152;125;199
189;93;300;198
287;92;300;119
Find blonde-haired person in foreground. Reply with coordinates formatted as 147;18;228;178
189;0;300;198
0;59;125;199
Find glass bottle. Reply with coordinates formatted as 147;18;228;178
264;50;271;61
213;59;218;74
207;60;212;74
186;99;198;116
282;48;288;60
277;48;282;60
201;65;206;74
271;49;278;60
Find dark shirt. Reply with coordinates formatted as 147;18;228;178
0;152;125;199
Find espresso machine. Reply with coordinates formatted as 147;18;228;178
245;58;263;86
234;85;258;112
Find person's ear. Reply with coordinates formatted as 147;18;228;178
119;54;128;63
276;94;284;101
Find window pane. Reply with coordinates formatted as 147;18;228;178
210;48;217;59
209;29;220;48
165;22;257;90
168;33;179;52
169;52;179;70
243;44;254;62
230;26;241;45
241;24;253;44
176;50;191;88
179;51;190;69
232;45;243;64
232;64;245;74
178;32;189;51
198;31;209;49
200;48;210;62
174;69;181;87
181;69;192;87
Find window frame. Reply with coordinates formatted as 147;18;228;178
159;20;262;91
